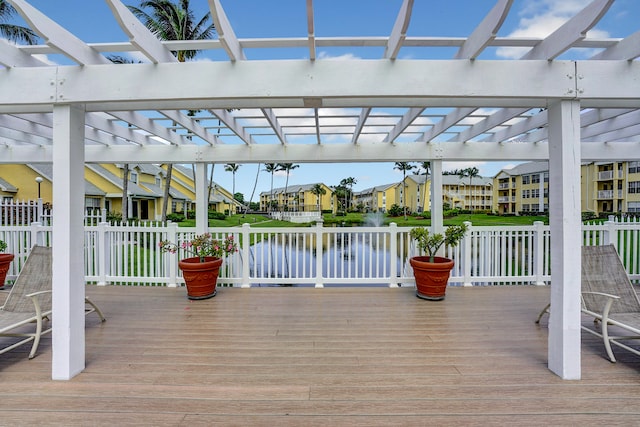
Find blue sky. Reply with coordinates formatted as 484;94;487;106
15;0;640;201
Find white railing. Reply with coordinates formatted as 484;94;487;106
270;211;322;223
2;219;639;287
0;200;105;226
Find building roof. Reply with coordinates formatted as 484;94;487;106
0;177;17;193
86;164;159;198
495;161;550;178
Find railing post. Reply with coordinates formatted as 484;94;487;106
29;222;44;247
533;221;546;286
167;222;178;288
97;221;110;286
389;222;398;287
463;221;472;287
241;223;251;288
315;219;324;288
603;217;616;249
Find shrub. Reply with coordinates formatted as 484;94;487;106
208;211;226;220
166;213;185;222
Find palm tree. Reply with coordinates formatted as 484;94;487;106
0;1;38;44
311;184;326;212
246;163;261;214
128;0;216;62
339;177;357;212
128;0;216;221
277;163;299;212
263;163;278;213
419;161;431;213
458;166;480;211
224;163;240;208
394;162;416;220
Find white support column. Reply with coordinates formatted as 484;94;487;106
51;104;86;380
547;100;582;380
194;163;208;235
430;160;443;234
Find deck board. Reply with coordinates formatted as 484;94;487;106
1;285;639;426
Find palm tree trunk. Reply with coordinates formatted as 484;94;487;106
248;163;261;213
122;163;129;222
161;164;173;222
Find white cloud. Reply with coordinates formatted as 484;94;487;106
497;0;611;59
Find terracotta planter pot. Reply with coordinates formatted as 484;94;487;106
178;256;223;300
409;256;454;301
0;253;15;290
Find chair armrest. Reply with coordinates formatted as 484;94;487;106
25;290;53;298
581;291;619;323
25;290;52;319
582;291;620;300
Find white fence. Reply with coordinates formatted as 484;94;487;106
0;199;105;226
2;219;639;287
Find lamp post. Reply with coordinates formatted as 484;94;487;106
35;176;43;223
35;176;43;199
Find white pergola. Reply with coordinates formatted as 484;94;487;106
1;0;639;380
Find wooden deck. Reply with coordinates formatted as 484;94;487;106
0;285;639;426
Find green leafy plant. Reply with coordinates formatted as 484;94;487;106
159;233;237;262
409;224;468;262
0;240;6;252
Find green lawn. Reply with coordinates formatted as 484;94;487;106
177;212;549;228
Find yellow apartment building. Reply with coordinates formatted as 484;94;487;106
493;161;640;216
353;183;399;213
493;162;549;215
260;183;334;212
0;163;238;221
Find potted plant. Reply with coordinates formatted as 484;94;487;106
0;239;14;290
159;233;237;300
409;224;468;300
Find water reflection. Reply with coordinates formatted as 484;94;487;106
249;231;402;287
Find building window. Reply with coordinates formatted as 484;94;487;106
84;198;100;208
532;189;540;198
628;202;640;213
531;174;540;184
544;172;549;183
630;162;639;174
629;181;640;194
156;177;161;186
522;189;530;199
522;175;530;185
130;172;138;184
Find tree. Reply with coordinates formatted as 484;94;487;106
394;162;416;220
247;163;261;213
263;163;278;212
458;166;480;211
418;161;431;213
339;177;357;212
0;0;38;44
277;163;299;212
224;163;240;202
128;0;216;62
122;164;130;222
311;184;326;212
128;0;216;221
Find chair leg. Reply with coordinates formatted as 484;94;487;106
85;297;106;322
601;323;617;363
535;303;551;324
28;316;43;359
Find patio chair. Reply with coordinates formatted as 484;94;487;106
536;245;640;362
0;246;106;359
